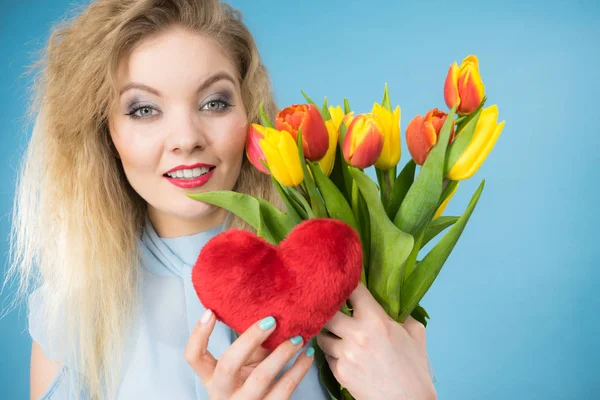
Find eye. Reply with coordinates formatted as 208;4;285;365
200;99;232;113
126;105;160;120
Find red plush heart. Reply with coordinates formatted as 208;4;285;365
192;218;363;351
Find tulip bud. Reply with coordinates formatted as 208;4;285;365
246;124;270;174
406;108;455;165
372;102;401;170
275;104;329;161
258;127;304;187
342;114;384;169
444;55;485;115
447;105;505;180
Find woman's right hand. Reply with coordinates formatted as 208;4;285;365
184;309;315;400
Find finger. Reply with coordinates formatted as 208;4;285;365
401;316;427;354
323;311;355;339
347;282;386;319
212;316;277;395
316;331;343;359
184;309;218;384
324;354;343;385
241;335;306;399
263;346;315;400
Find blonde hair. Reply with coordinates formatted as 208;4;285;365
5;0;282;398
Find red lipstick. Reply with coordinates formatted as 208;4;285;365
163;163;215;189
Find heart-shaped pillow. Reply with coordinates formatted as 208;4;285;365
192;218;363;351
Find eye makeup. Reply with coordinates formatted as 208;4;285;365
123;89;236;121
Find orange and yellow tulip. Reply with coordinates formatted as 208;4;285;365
275;104;329;161
258;127;304;187
342;114;384;169
447;105;505;180
444;55;485;115
246;124;270;174
406;108;455;165
372;102;401;171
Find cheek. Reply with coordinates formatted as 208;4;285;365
110;122;163;176
215;117;248;166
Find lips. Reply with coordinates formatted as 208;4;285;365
164;162;215;175
164;167;215;189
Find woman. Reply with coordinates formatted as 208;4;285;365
8;0;437;399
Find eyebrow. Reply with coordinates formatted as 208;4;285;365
119;71;237;97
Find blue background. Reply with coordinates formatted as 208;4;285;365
1;0;598;398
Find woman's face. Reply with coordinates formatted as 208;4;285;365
109;26;248;237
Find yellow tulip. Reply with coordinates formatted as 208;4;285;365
319;119;338;176
259;127;304;186
318;106;355;176
372;102;401;170
433;183;458;219
447;105;505;180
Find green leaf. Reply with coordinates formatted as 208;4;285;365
381;82;392;112
421;216;459;249
410;303;430;327
398;179;485;322
351;181;370;285
297;128;327;218
322;96;332;120
308;161;358;232
444;98;486;175
301;90;318;107
259;102;274;128
187;191;294;243
387;159;416;219
401;220;429;284
394;104;458;235
187;191;262;228
349;167;414;319
329;149;350;203
343;98;351;115
401;181;459;283
337;122;354;202
271;177;302;224
286;186;313;219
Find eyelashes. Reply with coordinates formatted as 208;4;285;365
125;94;234;120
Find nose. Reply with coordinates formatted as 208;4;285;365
165;108;208;154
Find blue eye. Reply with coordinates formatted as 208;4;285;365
200;99;232;113
126;105;160;120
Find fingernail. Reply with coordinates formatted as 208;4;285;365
200;309;212;324
259;316;276;330
306;347;315;357
290;335;303;345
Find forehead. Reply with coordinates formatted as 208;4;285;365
116;26;239;89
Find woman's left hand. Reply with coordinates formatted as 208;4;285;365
316;283;437;400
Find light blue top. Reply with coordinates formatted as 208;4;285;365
28;215;329;399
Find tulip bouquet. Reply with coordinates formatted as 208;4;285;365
189;55;504;399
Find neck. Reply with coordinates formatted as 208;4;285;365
147;207;228;238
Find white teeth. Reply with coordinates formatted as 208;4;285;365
166;167;211;179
